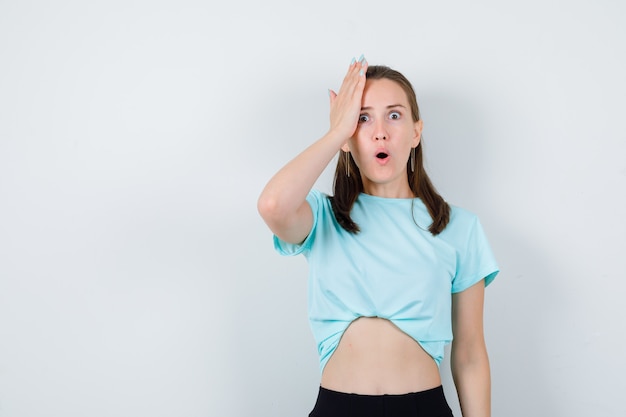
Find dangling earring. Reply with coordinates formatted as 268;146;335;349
410;147;415;172
345;152;350;177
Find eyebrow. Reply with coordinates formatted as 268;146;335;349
360;104;407;111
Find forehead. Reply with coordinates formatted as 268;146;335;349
361;78;409;108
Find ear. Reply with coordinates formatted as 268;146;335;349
412;119;423;147
341;143;350;153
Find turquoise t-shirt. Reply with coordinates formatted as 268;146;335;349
274;189;499;372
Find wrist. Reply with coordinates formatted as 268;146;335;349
324;128;351;148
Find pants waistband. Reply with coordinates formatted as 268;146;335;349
309;385;453;417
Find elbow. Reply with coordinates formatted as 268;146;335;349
257;193;275;221
258;190;312;245
450;340;490;375
257;192;284;226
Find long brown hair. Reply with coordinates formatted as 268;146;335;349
329;65;450;235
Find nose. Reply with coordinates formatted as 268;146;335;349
373;120;387;140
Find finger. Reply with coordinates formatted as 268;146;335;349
355;56;368;80
339;59;365;96
350;55;368;84
341;56;361;85
357;62;368;89
333;55;367;110
343;57;367;99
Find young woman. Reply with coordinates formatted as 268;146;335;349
257;56;499;417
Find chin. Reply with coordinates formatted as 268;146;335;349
365;168;401;182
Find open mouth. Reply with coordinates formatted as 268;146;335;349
376;152;389;159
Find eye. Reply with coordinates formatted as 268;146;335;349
358;114;370;123
389;111;401;120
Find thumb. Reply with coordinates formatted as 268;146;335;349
328;89;337;104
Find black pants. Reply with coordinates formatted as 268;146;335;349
309;386;453;417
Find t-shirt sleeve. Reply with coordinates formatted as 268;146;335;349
272;189;323;257
451;215;499;293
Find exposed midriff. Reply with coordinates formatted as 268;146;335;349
320;317;442;395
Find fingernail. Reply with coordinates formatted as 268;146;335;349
362;58;368;66
351;57;356;65
358;54;364;62
359;69;364;76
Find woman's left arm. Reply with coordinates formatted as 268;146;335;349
451;279;491;417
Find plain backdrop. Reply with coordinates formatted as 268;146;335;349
1;0;625;416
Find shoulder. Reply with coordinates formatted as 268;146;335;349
442;204;499;291
439;205;481;240
449;204;479;224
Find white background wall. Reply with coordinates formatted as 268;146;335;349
1;0;624;416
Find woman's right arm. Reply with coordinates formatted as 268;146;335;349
257;58;368;244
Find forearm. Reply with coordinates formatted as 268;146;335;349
451;346;491;417
258;129;345;220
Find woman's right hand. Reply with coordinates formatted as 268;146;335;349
328;56;369;141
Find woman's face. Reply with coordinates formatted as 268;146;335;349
343;78;422;197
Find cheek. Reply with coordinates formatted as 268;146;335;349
349;130;368;150
393;124;417;142
349;144;366;161
353;123;371;138
346;140;369;166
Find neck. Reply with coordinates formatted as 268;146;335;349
361;178;414;199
